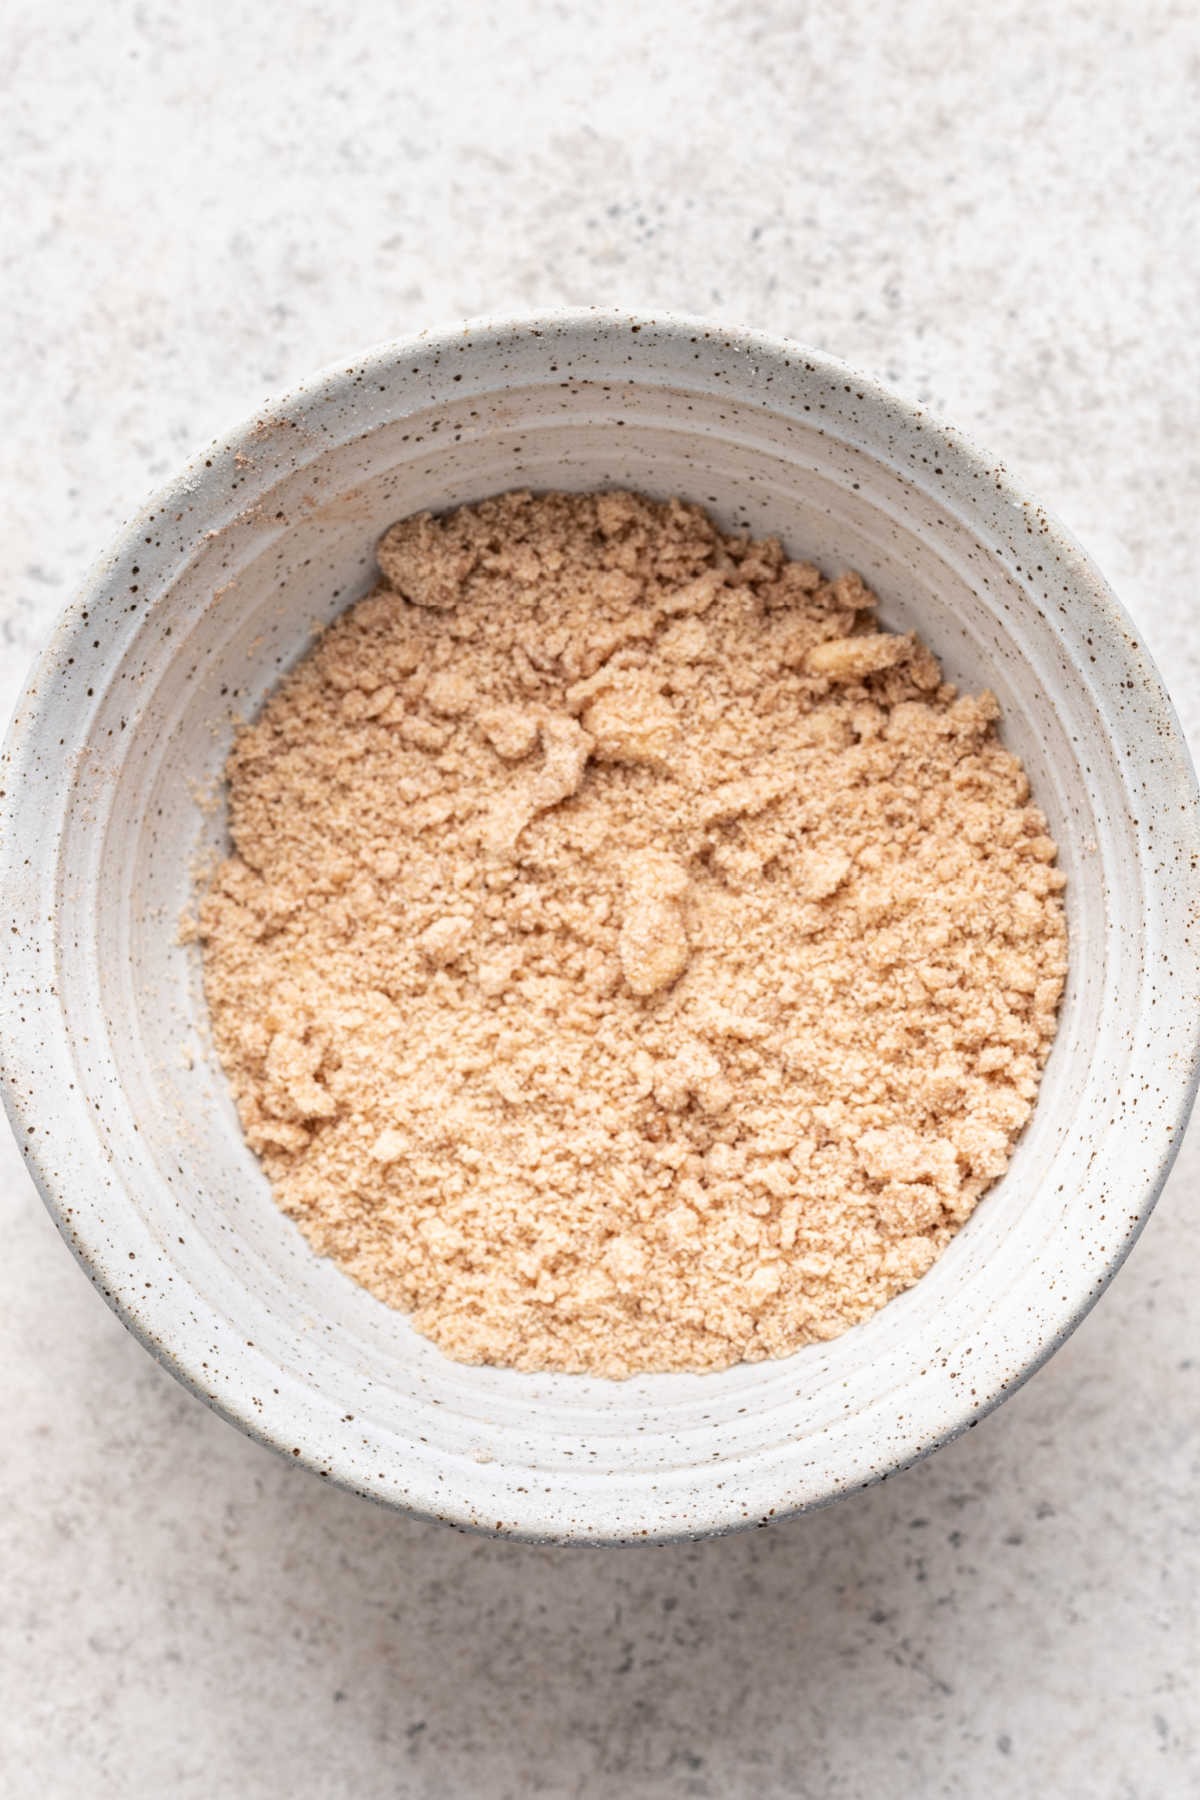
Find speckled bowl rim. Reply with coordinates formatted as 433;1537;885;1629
3;306;1199;1543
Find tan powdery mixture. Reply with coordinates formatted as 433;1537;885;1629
197;489;1067;1377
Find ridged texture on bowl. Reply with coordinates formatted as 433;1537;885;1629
2;311;1198;1541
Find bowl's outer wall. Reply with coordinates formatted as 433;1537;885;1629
3;311;1198;1542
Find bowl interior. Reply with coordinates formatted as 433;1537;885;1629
8;319;1197;1540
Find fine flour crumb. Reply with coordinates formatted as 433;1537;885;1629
196;490;1067;1378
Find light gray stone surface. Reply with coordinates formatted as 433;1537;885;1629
2;2;1197;1794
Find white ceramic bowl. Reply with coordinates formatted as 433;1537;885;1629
3;311;1198;1543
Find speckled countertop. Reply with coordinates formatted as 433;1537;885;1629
2;3;1198;1796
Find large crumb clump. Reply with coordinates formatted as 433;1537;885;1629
196;489;1067;1377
